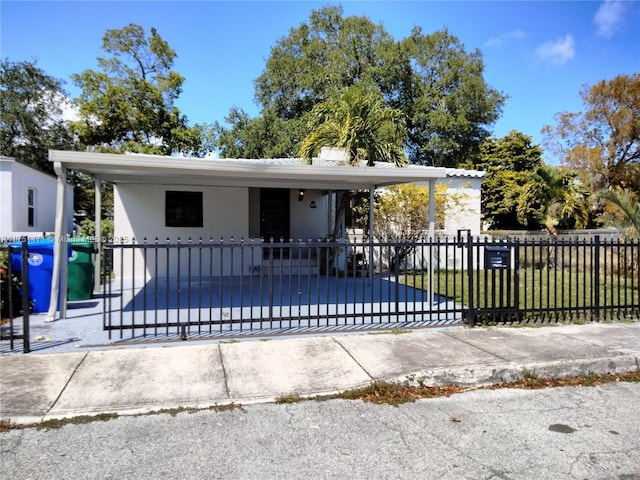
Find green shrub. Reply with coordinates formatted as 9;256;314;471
0;249;25;319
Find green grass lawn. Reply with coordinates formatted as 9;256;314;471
401;267;639;320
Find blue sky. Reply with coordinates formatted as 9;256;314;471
2;1;639;159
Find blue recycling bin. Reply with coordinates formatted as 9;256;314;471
10;239;70;313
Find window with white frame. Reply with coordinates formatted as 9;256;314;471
27;188;36;227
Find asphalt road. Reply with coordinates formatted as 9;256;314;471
2;382;639;480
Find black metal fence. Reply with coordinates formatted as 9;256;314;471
102;234;639;339
102;237;467;339
460;235;639;325
0;240;31;352
3;235;638;351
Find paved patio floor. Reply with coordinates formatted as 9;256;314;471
2;275;465;355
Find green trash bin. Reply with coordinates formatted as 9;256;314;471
68;238;95;301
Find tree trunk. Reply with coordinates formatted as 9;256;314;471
330;191;350;241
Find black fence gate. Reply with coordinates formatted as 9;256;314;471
100;234;639;339
101;237;468;340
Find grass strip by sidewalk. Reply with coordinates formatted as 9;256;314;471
299;370;640;407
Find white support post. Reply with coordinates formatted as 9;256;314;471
327;190;333;238
47;160;68;322
94;177;101;293
368;186;375;283
428;179;436;308
428;179;436;238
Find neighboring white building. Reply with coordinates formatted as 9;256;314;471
440;168;485;237
0;156;73;241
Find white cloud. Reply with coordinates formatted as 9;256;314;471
485;30;526;48
594;0;626;38
37;92;80;125
535;34;575;65
59;97;80;122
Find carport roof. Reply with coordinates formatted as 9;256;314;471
49;150;459;190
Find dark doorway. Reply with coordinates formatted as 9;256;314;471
260;188;290;242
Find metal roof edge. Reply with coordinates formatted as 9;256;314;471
1;155;58;179
48;150;450;180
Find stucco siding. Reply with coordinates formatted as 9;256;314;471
0;162;13;238
444;187;482;236
0;157;73;240
289;189;328;241
113;183;252;279
114;183;249;241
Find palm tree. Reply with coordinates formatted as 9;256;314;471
517;165;590;236
299;86;407;167
299;86;408;241
517;166;590;268
598;189;640;239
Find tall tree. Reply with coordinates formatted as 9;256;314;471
543;74;640;195
214;107;302;159
254;5;390;121
462;130;544;230
398;27;506;166
0;60;75;173
218;5;505;165
72;23;210;156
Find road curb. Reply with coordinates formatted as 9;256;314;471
394;355;640;387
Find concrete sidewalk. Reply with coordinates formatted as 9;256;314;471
1;322;639;425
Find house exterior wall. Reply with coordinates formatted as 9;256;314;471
0;157;73;241
289;189;328;241
115;185;332;243
443;187;482;236
113;183;254;279
114;183;249;242
439;176;483;237
113;184;333;280
247;188;329;241
0;160;12;239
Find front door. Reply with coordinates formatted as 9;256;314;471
260;188;290;242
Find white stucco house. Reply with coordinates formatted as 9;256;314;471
0;156;73;241
45;148;485;319
48;150;484;244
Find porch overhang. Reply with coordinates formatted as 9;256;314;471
48;150;448;190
